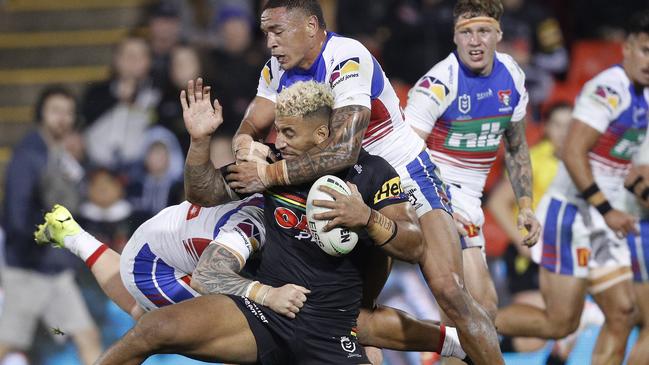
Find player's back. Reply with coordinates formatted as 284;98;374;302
130;195;264;274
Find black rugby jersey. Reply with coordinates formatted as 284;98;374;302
255;149;407;320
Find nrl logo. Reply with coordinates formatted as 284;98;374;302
458;94;471;114
340;336;356;353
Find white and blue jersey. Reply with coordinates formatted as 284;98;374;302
257;32;451;218
532;66;648;285
405;51;528;247
119;196;265;311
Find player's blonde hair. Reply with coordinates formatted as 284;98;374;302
276;81;334;119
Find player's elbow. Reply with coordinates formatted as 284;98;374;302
189;276;204;294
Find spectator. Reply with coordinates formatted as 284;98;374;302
82;36;160;171
206;5;265;134
147;1;183;89
177;0;254;49
79;168;133;254
209;132;235;168
126;127;184;226
0;86;101;364
382;0;456;84
157;44;204;154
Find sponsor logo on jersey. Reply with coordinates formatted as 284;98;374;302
262;60;273;85
476;88;493;101
237;219;261;251
445;117;509;151
405;187;422;210
374;176;404;204
330;57;360;87
458;94;471;114
498;89;511;106
186;204;202;220
591;85;620;111
416;76;450;105
577;247;590;267
611;128;646;160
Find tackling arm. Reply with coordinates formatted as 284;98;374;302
283;105;370;185
191;243;310;319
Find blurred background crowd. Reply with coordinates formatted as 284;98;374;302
0;0;647;364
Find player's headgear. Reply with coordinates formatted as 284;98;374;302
263;0;326;28
453;0;504;23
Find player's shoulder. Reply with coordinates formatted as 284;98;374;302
259;57;282;86
410;53;457;104
324;33;372;60
584;65;628;92
578;65;630;112
495;52;526;84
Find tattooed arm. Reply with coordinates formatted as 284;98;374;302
181;77;237;206
227;105;371;192
191;243;310;319
285;105;371;184
184;138;235;206
503;119;541;246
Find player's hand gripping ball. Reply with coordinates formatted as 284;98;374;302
306;175;359;256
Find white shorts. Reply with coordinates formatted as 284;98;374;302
532;194;631;291
120;203;265;311
446;184;485;249
397;148;453;218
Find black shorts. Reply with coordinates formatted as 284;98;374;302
229;295;369;365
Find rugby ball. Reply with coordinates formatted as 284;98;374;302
306;175;359;256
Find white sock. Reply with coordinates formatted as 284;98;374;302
63;230;104;262
440;325;466;360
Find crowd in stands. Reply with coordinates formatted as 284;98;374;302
1;0;647;364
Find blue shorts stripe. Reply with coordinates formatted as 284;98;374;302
628;230;641;282
405;151;452;213
559;203;578;275
541;198;562;272
640;220;649;282
154;257;195;303
133;244;174;307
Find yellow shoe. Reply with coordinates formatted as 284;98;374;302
34;204;80;248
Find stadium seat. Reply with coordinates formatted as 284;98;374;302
567;40;623;87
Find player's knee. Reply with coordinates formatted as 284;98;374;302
134;311;181;350
548;315;580;338
432;279;469;318
605;300;637;330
